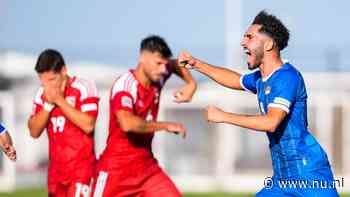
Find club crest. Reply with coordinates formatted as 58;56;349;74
264;86;271;95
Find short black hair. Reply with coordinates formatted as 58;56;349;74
140;35;172;58
252;10;290;51
35;49;65;73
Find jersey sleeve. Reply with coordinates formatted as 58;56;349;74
110;77;137;114
0;123;7;135
30;87;44;117
240;70;261;94
79;80;99;117
267;71;299;114
112;91;135;113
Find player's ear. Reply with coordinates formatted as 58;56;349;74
264;39;274;52
61;66;68;75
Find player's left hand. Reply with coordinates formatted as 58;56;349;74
205;105;226;123
3;144;16;161
166;122;187;138
173;83;196;103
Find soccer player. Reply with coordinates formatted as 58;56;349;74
92;35;196;197
0;123;16;161
28;49;99;197
178;11;338;196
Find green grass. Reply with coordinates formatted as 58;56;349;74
0;188;46;197
0;188;348;197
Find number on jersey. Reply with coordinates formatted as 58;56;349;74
75;182;90;197
51;116;66;133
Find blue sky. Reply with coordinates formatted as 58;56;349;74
1;0;349;71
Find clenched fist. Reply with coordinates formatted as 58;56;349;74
205;105;226;123
178;52;197;69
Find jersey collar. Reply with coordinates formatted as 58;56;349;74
63;76;76;94
261;61;289;82
130;69;154;92
66;76;76;88
262;68;280;82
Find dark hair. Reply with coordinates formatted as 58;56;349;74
140;35;172;58
35;49;65;73
252;10;289;51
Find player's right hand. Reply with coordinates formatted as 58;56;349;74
206;105;226;123
178;51;197;69
166;122;187;138
43;84;63;104
43;86;54;103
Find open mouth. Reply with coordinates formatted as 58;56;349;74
243;48;251;56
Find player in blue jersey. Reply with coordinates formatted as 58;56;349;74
178;10;338;196
0;123;16;161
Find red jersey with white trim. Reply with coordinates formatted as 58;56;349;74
97;69;172;178
31;76;99;188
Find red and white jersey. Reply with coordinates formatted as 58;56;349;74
31;76;99;185
97;69;172;177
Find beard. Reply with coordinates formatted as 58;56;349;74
247;47;264;70
146;71;162;83
247;62;259;70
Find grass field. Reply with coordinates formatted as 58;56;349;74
0;188;349;197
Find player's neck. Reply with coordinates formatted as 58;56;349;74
260;57;284;78
134;66;151;88
61;75;70;92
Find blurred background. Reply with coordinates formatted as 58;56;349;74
0;0;349;196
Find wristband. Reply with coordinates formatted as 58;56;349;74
43;102;55;112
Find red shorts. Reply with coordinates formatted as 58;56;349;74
48;158;95;196
92;169;181;197
48;180;93;197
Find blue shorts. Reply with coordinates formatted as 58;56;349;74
256;170;339;197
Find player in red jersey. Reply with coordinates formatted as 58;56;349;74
92;35;197;197
28;49;99;197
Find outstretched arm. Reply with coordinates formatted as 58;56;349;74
178;52;244;90
206;105;287;133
